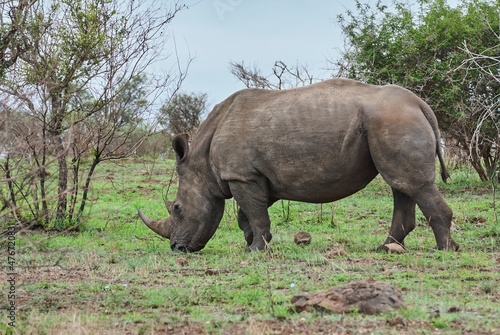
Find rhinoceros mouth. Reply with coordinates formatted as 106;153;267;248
170;241;189;252
170;240;204;253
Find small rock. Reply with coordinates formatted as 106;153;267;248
382;243;405;254
205;269;219;276
175;258;188;266
294;231;312;245
469;216;486;224
384;269;393;277
325;248;346;258
386;316;406;327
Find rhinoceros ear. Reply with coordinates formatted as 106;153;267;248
172;133;189;164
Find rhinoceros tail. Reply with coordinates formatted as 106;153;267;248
437;146;450;183
419;102;449;183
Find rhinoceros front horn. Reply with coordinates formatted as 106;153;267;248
138;209;171;239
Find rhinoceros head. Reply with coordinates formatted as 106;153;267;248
138;134;225;252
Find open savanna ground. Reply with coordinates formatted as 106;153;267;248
0;158;498;335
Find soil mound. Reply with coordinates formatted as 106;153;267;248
291;279;406;315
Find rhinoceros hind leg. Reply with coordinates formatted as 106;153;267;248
412;183;459;251
377;188;416;251
366;108;458;251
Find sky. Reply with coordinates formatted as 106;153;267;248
163;0;372;107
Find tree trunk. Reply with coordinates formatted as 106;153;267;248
50;93;68;221
68;156;80;222
470;150;489;181
40;126;49;225
54;133;68;220
480;143;499;181
4;154;21;222
78;156;100;216
29;154;40;215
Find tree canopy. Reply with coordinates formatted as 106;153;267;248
1;0;186;228
160;92;208;136
336;0;500;180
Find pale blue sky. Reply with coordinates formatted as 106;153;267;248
163;0;458;107
164;0;368;106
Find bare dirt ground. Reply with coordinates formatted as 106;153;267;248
5;260;499;335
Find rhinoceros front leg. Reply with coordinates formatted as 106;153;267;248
377;188;416;251
229;180;272;251
237;198;278;247
237;209;253;246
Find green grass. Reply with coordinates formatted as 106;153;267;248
0;158;498;334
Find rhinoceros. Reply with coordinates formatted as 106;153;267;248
138;78;459;253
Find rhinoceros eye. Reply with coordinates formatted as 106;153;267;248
173;204;181;214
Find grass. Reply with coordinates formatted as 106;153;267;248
0;158;498;334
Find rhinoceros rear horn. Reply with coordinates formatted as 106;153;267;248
138;209;171;239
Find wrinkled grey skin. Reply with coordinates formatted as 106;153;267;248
138;79;459;253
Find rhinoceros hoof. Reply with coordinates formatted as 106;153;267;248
434;242;460;252
244;245;273;253
291;279;406;315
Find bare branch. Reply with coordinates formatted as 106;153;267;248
230;60;319;90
